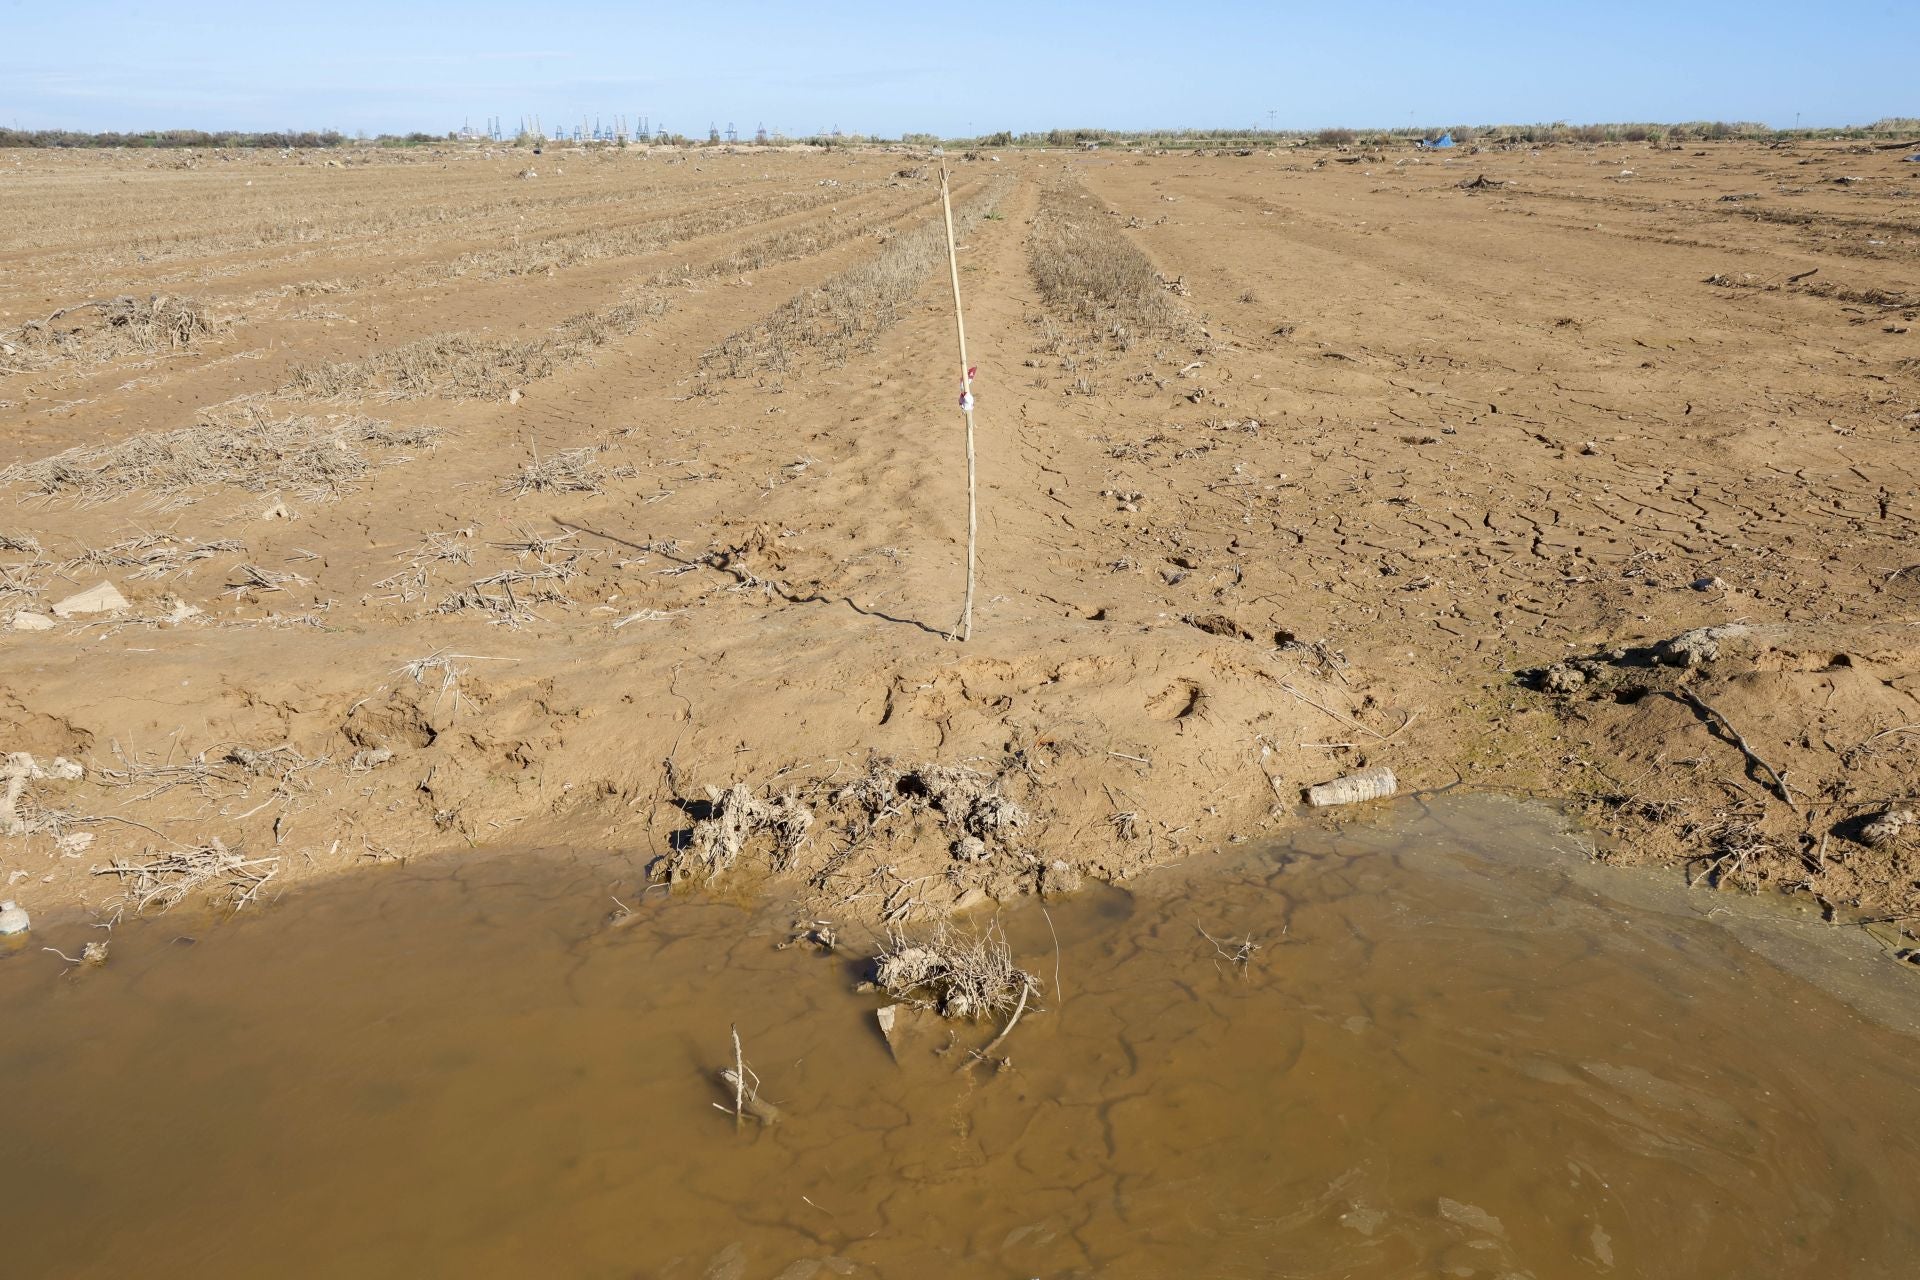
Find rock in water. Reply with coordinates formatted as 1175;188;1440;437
1039;860;1084;898
716;1068;782;1125
702;1242;747;1280
875;1002;942;1063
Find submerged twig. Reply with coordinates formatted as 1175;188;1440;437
1196;923;1262;974
712;1026;777;1126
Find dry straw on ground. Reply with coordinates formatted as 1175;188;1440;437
92;838;280;918
707;181;1010;378
506;446;605;495
449;187;853;280
70;533;245;579
666;195;916;285
394;649;515;722
435;554;584;626
285;296;667;401
0;408;441;504
655;752;1032;893
1029;178;1190;342
1;537;53;608
0;294;224;374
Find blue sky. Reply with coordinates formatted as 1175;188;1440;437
3;0;1915;136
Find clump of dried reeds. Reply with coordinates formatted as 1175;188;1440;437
0;536;53;608
368;527;478;605
395;648;515;721
225;562;312;599
435;557;581;625
94;738;323;803
92;838;280;918
413;526;477;563
667;783;816;882
286;333;553;400
506;446;605;495
71;532;245;579
1;294;225;374
1684;811;1786;890
0;407;441;504
873;921;1039;1020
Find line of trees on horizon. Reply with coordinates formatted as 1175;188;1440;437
5;118;1916;151
0;128;434;149
936;118;1920;149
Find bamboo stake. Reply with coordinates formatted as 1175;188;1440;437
938;166;977;642
730;1024;745;1128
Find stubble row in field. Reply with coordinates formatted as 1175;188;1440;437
1;140;1917;958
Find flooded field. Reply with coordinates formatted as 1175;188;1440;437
2;796;1916;1278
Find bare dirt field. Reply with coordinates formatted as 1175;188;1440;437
3;138;1918;955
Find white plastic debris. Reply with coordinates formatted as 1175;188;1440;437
1306;766;1398;807
3;753;85;836
4;752;80;782
51;581;129;617
4;752;83;783
0;899;29;936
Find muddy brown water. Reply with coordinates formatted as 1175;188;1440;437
2;796;1917;1279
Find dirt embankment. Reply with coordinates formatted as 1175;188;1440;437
2;139;1918;962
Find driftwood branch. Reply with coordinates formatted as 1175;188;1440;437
1677;688;1797;813
1280;683;1415;742
961;976;1034;1072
